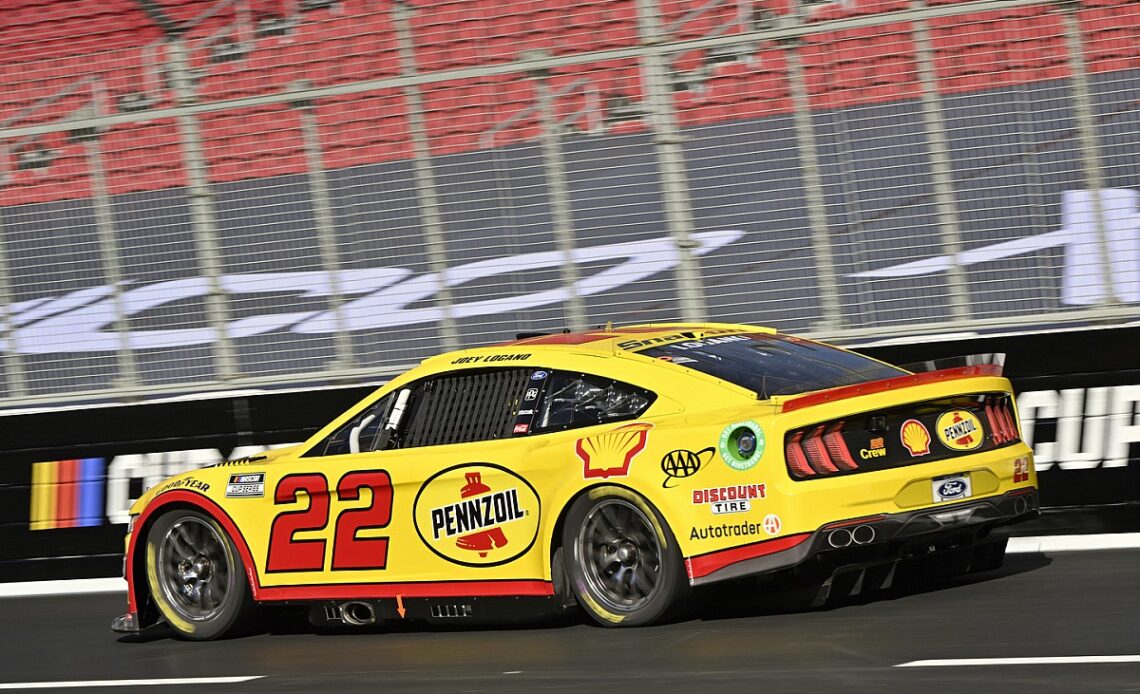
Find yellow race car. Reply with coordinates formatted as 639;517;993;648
112;323;1038;639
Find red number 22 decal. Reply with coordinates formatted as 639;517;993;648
266;470;392;573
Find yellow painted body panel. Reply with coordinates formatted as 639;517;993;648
128;323;1037;595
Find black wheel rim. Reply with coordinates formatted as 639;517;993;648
576;499;663;614
156;517;232;622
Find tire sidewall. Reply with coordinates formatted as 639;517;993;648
145;508;251;640
562;485;688;627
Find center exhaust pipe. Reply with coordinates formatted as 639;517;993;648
339;601;377;626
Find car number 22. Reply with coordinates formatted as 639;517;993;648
266;470;393;573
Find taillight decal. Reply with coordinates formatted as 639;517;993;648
785;431;816;478
999;400;1018;442
823;422;858;471
802;424;840;474
984;402;1004;444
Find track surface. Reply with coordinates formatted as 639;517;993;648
3;550;1139;693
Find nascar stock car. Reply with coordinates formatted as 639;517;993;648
112;322;1038;639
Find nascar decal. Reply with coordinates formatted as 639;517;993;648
661;447;715;488
412;463;541;568
936;409;984;451
576;422;654;480
692;483;766;515
900;419;931;457
225;472;265;498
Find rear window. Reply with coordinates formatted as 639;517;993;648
638;333;906;397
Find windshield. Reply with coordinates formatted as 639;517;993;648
638;333;907;398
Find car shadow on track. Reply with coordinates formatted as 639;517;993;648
116;553;1053;641
692;551;1053;623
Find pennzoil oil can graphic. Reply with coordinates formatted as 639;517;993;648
413;463;541;567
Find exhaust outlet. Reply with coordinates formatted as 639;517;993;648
851;525;876;545
339;601;377;626
1013;497;1028;515
827;528;853;549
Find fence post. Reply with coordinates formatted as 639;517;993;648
296;90;355;371
393;1;460;351
84;126;140;388
784;2;842;332
167;38;238;379
1059;0;1116;306
636;0;708;322
912;2;971;322
534;72;588;331
0;210;27;397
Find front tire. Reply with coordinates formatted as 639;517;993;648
145;509;253;640
562;487;689;627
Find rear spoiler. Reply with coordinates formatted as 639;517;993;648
780;355;1006;414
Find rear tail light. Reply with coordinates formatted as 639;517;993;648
787;422;853;479
785;393;1020;480
785;431;816;478
802;424;840;474
984;395;1019;445
823;422;859;471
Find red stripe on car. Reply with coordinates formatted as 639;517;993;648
780;365;1004;413
686;533;812;579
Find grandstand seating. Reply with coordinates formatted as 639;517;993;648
1;0;1138;207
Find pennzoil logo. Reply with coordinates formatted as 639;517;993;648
576;422;654;479
900;419;931;457
936;410;984;451
413;463;541;567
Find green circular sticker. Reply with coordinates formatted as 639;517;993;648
719;421;765;471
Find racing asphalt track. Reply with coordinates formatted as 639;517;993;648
2;550;1138;693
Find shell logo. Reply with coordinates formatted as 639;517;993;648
576;422;654;479
412;463;541;567
936;409;984;451
900;419;931;457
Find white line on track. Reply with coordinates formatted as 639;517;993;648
1006;532;1140;554
0;577;125;598
896;656;1140;667
1;533;1137;600
0;676;264;689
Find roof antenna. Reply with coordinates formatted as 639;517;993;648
604;320;613;332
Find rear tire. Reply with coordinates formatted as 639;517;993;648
562;487;689;627
145;509;253;640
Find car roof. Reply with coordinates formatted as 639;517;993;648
422;322;777;367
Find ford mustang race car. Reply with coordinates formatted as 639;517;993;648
113;322;1038;639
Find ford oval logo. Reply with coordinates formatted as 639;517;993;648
938;480;966;497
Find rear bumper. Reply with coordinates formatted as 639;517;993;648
688;487;1038;586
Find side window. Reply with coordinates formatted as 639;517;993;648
531;372;655;433
400;368;531;447
305;393;396;457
